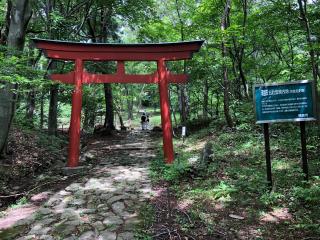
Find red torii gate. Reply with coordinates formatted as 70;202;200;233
32;39;203;167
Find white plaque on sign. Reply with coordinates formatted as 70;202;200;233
182;126;186;136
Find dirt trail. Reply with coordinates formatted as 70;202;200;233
0;130;158;240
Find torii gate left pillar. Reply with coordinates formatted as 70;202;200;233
32;39;203;167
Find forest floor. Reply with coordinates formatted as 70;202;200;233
0;121;319;240
0;127;159;239
145;120;320;240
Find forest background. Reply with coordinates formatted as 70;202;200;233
0;0;320;238
0;0;319;139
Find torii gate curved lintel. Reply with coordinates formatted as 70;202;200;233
32;39;204;167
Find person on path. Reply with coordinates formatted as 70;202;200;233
146;115;150;130
141;112;147;130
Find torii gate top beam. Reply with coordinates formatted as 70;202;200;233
32;39;204;61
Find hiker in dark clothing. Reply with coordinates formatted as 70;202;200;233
141;113;147;130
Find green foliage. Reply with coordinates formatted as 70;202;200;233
135;204;154;240
260;191;285;206
9;197;28;209
0;46;46;88
36;132;68;155
148;114;319;238
163;159;191;183
186;181;237;202
293;181;320;204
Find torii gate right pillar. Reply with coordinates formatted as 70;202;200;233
158;59;174;163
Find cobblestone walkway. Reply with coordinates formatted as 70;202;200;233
1;131;156;240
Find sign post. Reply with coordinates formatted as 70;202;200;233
300;121;308;181
254;80;317;186
263;123;272;188
182;126;186;143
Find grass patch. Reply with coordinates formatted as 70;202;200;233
148;118;320;239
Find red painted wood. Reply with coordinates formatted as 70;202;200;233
33;39;203;61
50;71;75;84
43;50;192;61
33;39;203;54
50;71;188;84
83;72;158;84
158;59;174;164
67;59;83;167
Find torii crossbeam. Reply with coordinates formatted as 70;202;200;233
32;38;203;167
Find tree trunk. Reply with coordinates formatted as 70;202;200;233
115;110;125;130
7;0;32;50
297;0;319;123
221;0;234;128
0;0;32;155
297;0;318;86
40;91;45;129
26;89;35;126
104;83;115;130
124;85;133;120
239;0;249;98
230;54;242;100
0;1;11;45
203;78;209;119
175;0;189;125
216;92;220;117
0;84;17;155
48;84;58;135
179;86;188;125
83;94;97;130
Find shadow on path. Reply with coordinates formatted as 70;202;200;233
0;130;158;240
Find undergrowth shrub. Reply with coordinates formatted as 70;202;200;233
293;182;320;204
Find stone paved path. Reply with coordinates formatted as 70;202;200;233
2;131;157;240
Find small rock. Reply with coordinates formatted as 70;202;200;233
77;208;97;215
107;195;129;205
229;214;245;220
38;217;56;226
44;197;61;207
38;207;52;215
111;202;125;216
79;231;96;240
102;214;123;226
98;230;116;240
93;221;106;231
84;152;96;161
65;183;83;192
117;232;135;240
53;220;78;236
30;192;51;203
69;199;86;207
60;208;78;220
62;166;88;176
39;235;54;240
123;217;140;231
29;224;51;235
64;236;78;240
100;193;114;201
58;190;72;196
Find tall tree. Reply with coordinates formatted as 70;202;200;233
297;0;318;86
0;0;32;155
221;0;234;127
175;0;189;125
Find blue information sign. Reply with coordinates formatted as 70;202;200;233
254;81;317;123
